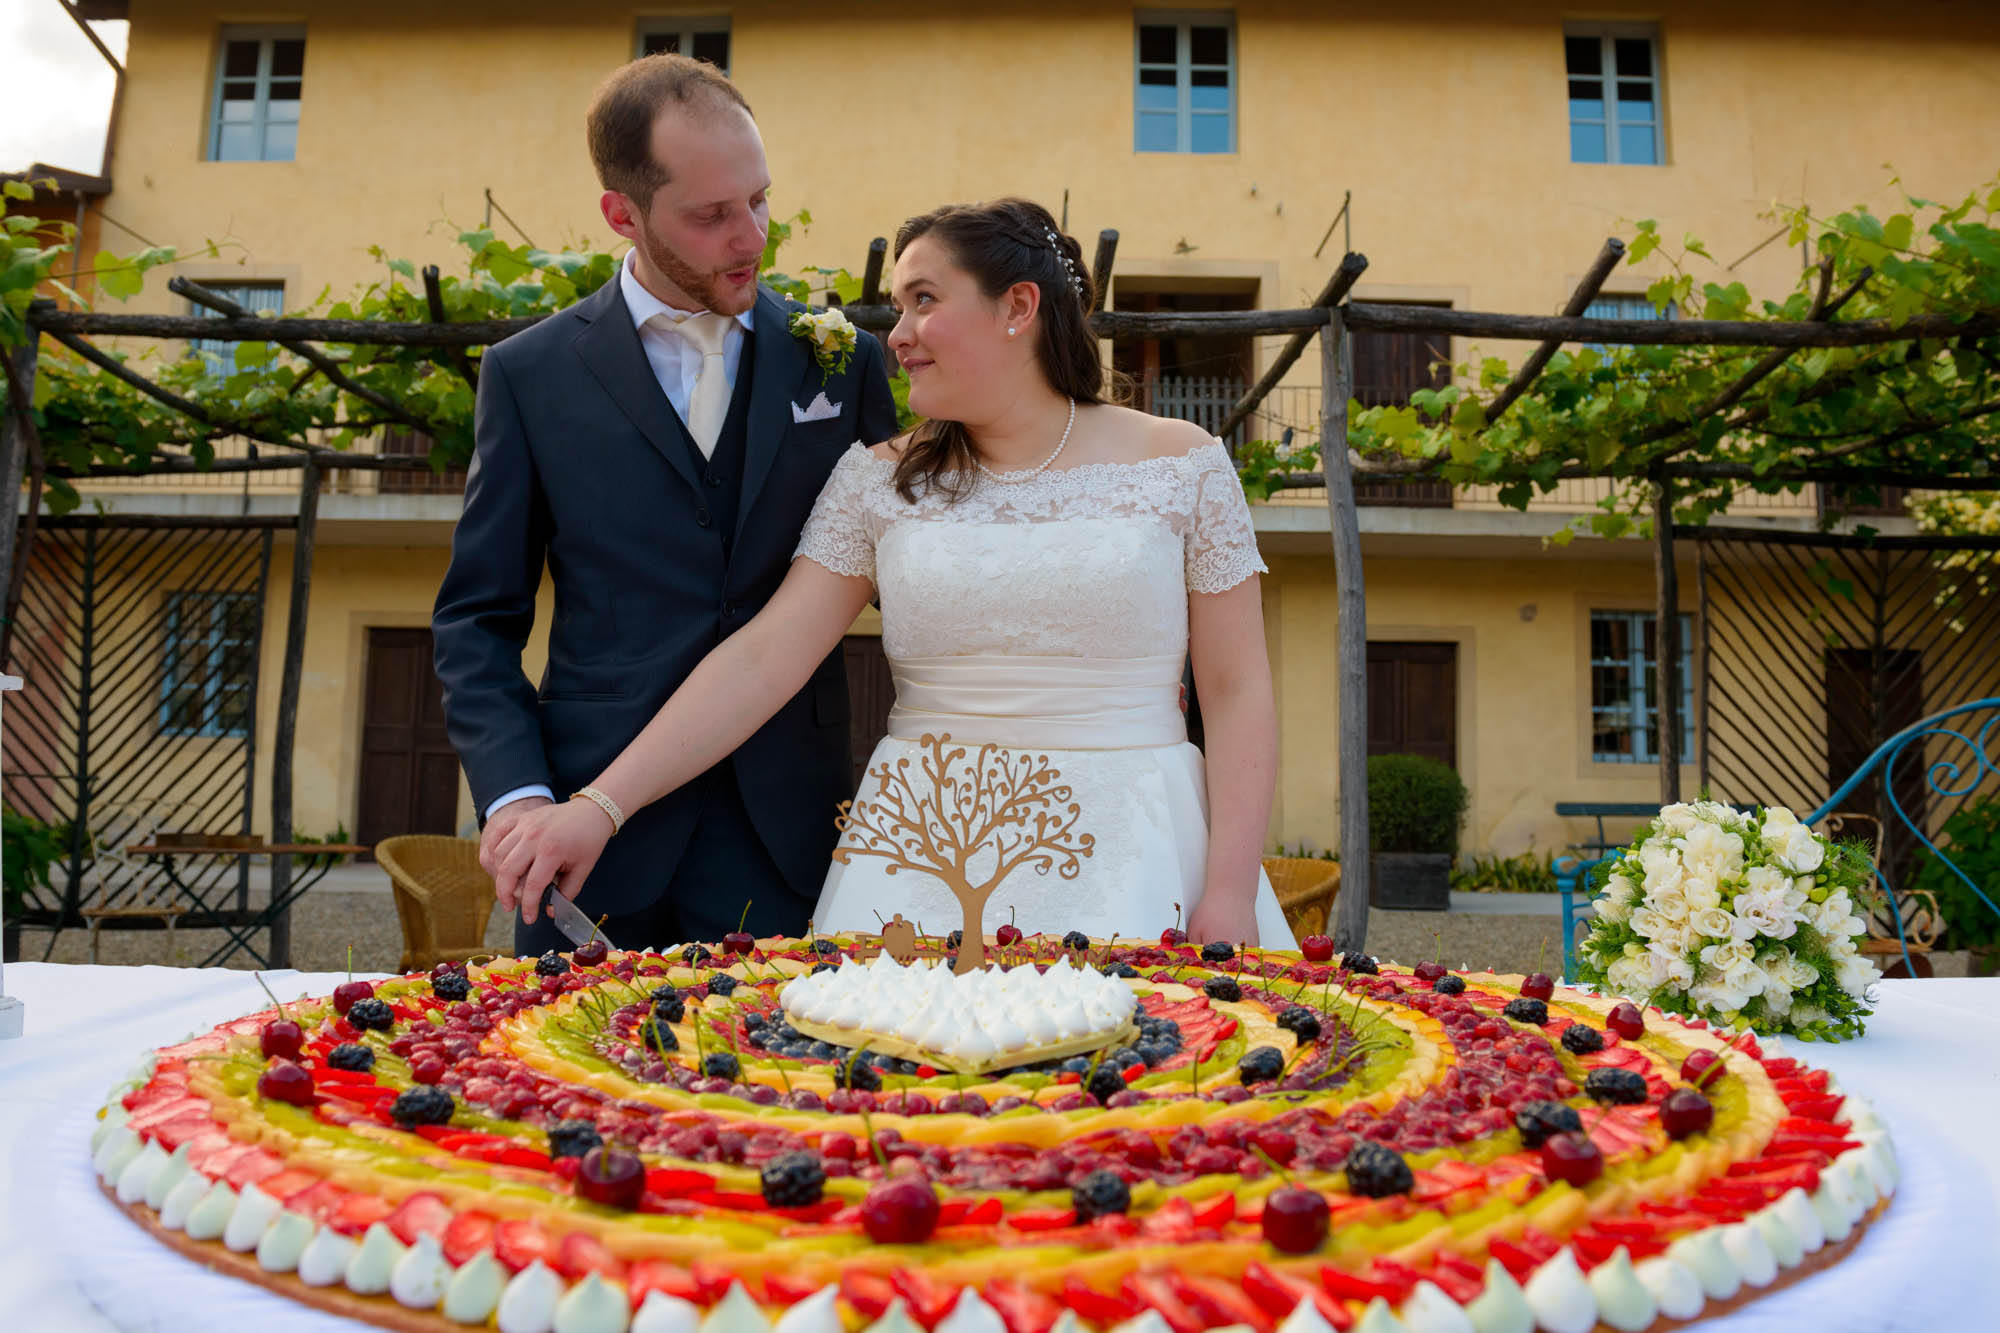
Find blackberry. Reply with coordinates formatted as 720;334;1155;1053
703;1052;741;1081
1237;1045;1285;1085
946;930;964;950
1339;952;1379;976
432;971;471;1002
681;944;715;966
639;1017;679;1053
1275;1006;1323;1042
760;1151;827;1208
706;974;738;997
1100;962;1139;978
650;988;687;1023
1503;997;1550;1026
1085;1064;1127;1103
810;962;835;976
1071;1169;1131;1220
1061;930;1092;951
1584;1068;1649;1105
1200;941;1235;963
346;997;395;1032
1342;1142;1414;1197
812;939;841;957
1560;1024;1605;1054
1513;1100;1584;1148
1432;975;1466;995
833;1057;882;1092
390;1085;455;1128
326;1043;375;1072
1204;976;1243;1002
535;951;570;977
547;1120;604;1160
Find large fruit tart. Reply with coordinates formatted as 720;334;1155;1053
90;934;1897;1333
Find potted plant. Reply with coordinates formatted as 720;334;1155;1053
1366;754;1468;911
3;806;65;963
1910;796;2000;975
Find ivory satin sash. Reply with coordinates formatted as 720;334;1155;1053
886;653;1187;751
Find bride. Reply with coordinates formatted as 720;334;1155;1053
493;198;1294;948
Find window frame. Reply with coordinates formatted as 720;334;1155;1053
207;24;306;163
159;591;259;739
1581;292;1676;357
634;16;732;71
1589;609;1694;765
187;281;285;376
1134;11;1237;155
1564;22;1665;166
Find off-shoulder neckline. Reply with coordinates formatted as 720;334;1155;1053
842;437;1232;482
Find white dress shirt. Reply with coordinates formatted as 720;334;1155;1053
483;252;756;823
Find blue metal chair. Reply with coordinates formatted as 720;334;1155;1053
1561;698;2000;981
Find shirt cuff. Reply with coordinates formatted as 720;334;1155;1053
487;784;556;821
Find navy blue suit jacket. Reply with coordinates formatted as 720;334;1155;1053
432;276;899;912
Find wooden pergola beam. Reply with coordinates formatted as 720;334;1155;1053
43;328;316;452
1343;302;2000;348
1482;238;1625;427
1090;230;1119;313
423;265;481;392
1214;253;1370;443
859;237;888;308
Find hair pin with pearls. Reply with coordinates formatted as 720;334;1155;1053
1044;227;1084;298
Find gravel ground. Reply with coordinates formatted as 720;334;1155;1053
19;878;1974;979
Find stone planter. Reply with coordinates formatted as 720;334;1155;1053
1371;852;1452;911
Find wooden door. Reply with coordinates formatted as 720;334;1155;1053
1367;641;1458;769
1825;647;1924;881
357;628;460;851
842;635;897;790
1352;306;1454;507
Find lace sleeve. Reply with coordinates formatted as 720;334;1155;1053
794;445;881;584
1184;441;1269;594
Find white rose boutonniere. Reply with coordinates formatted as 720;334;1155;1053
790;306;858;380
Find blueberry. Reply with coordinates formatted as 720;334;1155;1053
1061;1056;1092;1075
547;1119;604;1159
703;1052;741;1080
1085;1065;1127;1103
1071;1169;1131;1220
833;1058;881;1092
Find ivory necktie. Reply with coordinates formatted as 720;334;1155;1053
677;311;734;459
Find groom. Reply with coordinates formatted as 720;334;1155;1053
433;54;899;956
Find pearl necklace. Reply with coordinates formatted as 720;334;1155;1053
974;398;1077;483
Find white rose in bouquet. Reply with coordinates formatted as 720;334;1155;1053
1759;806;1827;873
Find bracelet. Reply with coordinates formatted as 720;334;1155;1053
570;786;626;835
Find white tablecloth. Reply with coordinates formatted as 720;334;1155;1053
4;964;1997;1331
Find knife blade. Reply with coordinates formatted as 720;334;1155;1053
540;885;615;952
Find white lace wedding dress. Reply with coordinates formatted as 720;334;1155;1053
795;439;1296;948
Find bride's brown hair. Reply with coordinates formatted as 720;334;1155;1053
890;199;1109;503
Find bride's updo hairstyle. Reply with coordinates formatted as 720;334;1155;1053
890;198;1106;502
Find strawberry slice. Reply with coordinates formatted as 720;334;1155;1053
1170;1273;1275;1333
1484;1237;1541;1283
842;1271;897;1320
387;1192;454;1245
257;1168;321;1203
985;1280;1063;1333
284;1180;347;1223
150;1110;221;1152
222;1150;285;1190
1006;1207;1080;1231
892;1267;963;1328
691;1261;744;1304
441;1211;497;1267
765;1273;826;1306
197;1141;261;1178
1317;1265;1405;1306
1121;1272;1206;1333
1425;1253;1485;1305
555;1231;626;1281
937;1197;1004;1227
629;1259;702;1304
329;1193;394;1237
645;1167;719;1197
1784;1093;1845;1122
1061;1276;1142;1326
1188;1193;1236;1228
492;1218;555;1272
1140;1198;1197;1241
1242;1262;1355;1329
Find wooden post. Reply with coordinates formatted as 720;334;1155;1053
1;672;22;1036
859;238;887;308
1090;230;1119;312
1320;310;1371;951
0;321;42;663
267;455;323;968
1654;475;1682;804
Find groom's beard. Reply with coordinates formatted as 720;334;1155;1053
636;219;759;317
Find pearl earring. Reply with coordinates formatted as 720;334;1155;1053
1007;327;1017;337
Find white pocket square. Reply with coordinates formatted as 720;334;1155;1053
791;392;841;424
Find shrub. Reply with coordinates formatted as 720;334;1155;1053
1910;798;2000;952
3;805;67;916
1451;850;1559;893
1366;754;1468;856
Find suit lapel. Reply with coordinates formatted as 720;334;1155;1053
570;277;703;496
737;286;810;533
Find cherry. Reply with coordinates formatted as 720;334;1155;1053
1539;1132;1603;1187
861;1176;940;1244
572;939;610;967
260;1019;305;1061
575;1147;646;1209
1160;927;1189;947
1658;1088;1714;1140
995;907;1023;948
256;1060;316;1106
1607;1002;1646;1041
1300;934;1335;963
1680;1049;1725;1086
1260;1185;1330;1253
723;902;756;955
1520;973;1555;1001
409;1054;449;1085
1413;960;1447;983
332;980;375;1016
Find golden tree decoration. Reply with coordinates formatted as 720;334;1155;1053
832;733;1094;973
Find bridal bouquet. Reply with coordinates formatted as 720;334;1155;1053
1574;801;1881;1039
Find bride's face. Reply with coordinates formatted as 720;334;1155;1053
887;235;1032;422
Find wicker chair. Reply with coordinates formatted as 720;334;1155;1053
376;836;498;973
1263;856;1343;939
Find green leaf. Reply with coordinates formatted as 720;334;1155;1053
1683;233;1713;261
1882;214;1914;252
2;180;35;201
98;255;143;301
388;258;415;279
233;341;272;369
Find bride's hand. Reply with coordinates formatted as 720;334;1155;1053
493;798;614;923
1187;894;1258;950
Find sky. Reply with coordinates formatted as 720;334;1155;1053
0;2;128;175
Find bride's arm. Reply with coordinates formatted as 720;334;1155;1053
1187;575;1278;946
492;558;874;918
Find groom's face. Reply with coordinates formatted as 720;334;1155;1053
609;103;770;316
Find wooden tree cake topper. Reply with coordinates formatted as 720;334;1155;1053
833;733;1095;973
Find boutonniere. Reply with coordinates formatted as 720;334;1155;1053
789;306;858;380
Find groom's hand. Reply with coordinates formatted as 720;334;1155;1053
482;796;552;915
